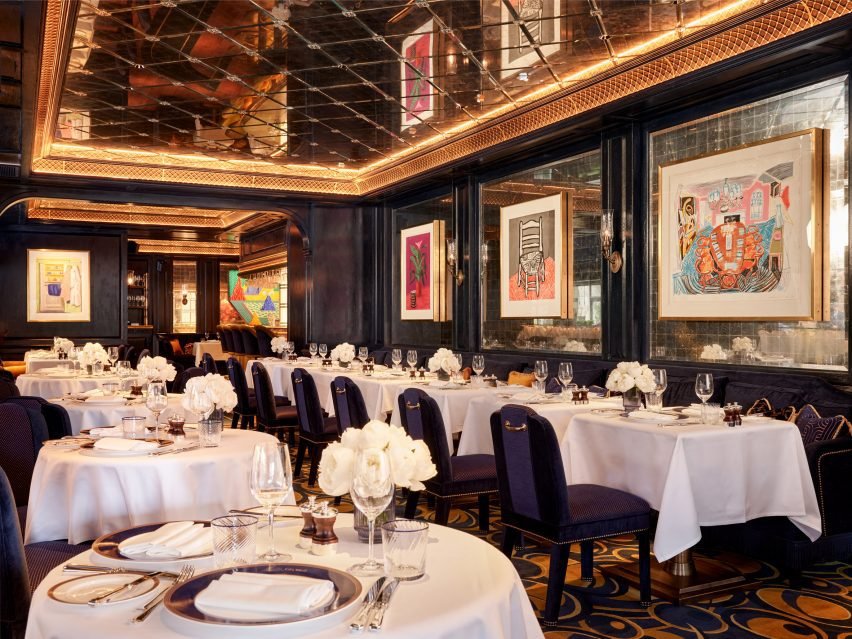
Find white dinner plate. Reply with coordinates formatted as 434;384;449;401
80;397;127;406
48;572;160;606
627;411;679;423
78;439;172;457
93;521;214;563
741;415;776;424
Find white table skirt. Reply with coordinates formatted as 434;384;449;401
17;373;122;400
24;353;65;374
25;514;543;639
565;414;822;562
25;430;290;544
194;341;225;366
56;394;201;435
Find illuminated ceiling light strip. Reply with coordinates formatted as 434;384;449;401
130;238;240;256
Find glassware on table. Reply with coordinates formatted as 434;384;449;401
67;346;79;374
406;350;418;370
534;360;548;385
100;382;119;396
211;515;259;569
358;346;369;363
391;349;403;369
319;343;328;358
250;442;293;562
122;416;146;438
107;346;119;369
558;362;573;387
309;342;318;359
381;519;429;581
348;448;395;576
653;369;667;401
472;354;485;377
92;361;104;376
644;392;663;411
145;381;168;439
695;373;714;409
702;402;722;425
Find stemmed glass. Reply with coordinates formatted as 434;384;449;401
558;362;573;391
348;449;394;576
358;346;369;363
285;341;294;358
653;369;668;402
309;343;318;359
534;360;548;393
406;349;418;370
146;381;168;439
319;343;328;359
250;442;293;562
472;354;485;378
391;348;402;369
67;346;79;375
107;346;119;370
695;373;714;407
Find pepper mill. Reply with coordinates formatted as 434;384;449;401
409;368;416;379
311;503;338;556
298;497;317;550
418;368;426;379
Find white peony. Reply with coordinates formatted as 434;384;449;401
271;337;288;354
77;342;109;367
181;373;237;413
700;344;728;361
54;337;75;354
606;361;656;393
317;419;437;496
137;355;177;382
731;337;755;354
330;342;355;363
427;348;461;374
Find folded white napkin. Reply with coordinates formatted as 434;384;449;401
194;573;335;616
428;380;449;388
81;388;105;397
119;521;212;558
93;438;158;452
512;391;543;402
28;350;54;359
682;404;723;417
88;427;125;437
629;410;678;422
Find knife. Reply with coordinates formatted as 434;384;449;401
349;576;386;632
367;578;399;631
87;573;153;605
149;444;201;456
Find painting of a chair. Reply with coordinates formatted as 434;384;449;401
517;217;545;298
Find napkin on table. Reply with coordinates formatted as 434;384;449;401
194;572;335;616
88;427;125;437
93;438;158;452
119;521;213;558
628;409;678;422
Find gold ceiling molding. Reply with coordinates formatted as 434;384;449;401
32;0;851;196
238;252;288;275
130;238;240;256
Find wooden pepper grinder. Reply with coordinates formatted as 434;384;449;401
311;502;338;556
298;496;317;550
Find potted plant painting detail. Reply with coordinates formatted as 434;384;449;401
400;221;446;321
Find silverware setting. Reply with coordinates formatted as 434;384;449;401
368;578;399;632
228;508;301;520
87;572;156;606
132;564;195;623
349;575;386;632
63;564;178;578
149;445;201;456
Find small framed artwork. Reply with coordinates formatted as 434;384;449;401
55;109;91;141
500;193;571;318
400;19;434;132
658;128;826;321
500;0;561;79
400;220;446;321
27;249;91;322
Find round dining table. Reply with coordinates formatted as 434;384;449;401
16;370;122;399
25;514;543;639
25;429;293;545
56;394;201;435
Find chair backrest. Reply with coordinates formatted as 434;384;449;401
230;327;246;354
0;403;49;507
251;363;277;425
2;396;72;440
398;388;452;482
241;327;260;355
255;326;275;357
219;327;234;352
228;357;252;413
201;352;216;375
519;217;543;255
173;366;204;394
330;376;369;432
123;345;137;364
490;404;570;526
291;368;326;436
0;378;19;400
0;466;31;635
135;349;151;368
0;369;14;384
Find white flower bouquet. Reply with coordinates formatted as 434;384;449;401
271;336;288;354
318;420;437;496
330;342;355;364
605;361;656;394
77;342;109;367
427;348;461;374
181;373;237;414
699;344;728;361
731;336;755;354
53;337;75;354
137;355;177;382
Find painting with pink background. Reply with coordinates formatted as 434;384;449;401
405;232;432;311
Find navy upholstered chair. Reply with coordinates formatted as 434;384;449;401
220;327;236;353
255;326;275;358
228;357;257;430
399;388;498;532
200;352;216;375
1;397;72;440
252;363;298;445
291;369;339;486
135;349;151;369
241;327;260;356
0;403;50;531
490;405;651;624
330;376;369;433
0;378;20;400
122;346;137;365
172;366;204;394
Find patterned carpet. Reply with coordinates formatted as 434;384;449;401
292;477;852;638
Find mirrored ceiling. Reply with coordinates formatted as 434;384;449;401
38;0;775;192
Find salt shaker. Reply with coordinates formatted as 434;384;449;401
311;502;338;556
298;496;317;550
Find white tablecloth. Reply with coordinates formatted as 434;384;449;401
17;372;122;399
56;394;201;435
564;414;822;562
194;340;225;366
25;514;543;639
24;351;65;374
25;430;289;544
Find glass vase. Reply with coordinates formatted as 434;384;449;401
353;489;396;543
622;387;643;412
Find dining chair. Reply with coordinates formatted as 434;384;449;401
173;366;204;394
227;357;256;430
0;403;49;531
0;377;20;400
254;326;275;358
251;363;299;445
398;388;498;532
241;327;260;356
1;397;72;440
517;216;545;298
122;345;137;364
291;369;339;485
330;376;369;433
200;352;217;375
230;327;246;355
135;349;151;368
490;404;652;624
220;326;237;354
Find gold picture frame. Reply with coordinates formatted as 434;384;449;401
27;249;91;322
400;220;448;321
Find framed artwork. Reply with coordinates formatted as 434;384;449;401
500;0;561;79
658;128;825;320
400;220;446;321
27;249;91;322
55;109;90;140
500;193;571;318
400;19;434;132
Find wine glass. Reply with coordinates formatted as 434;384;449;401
309;342;318;359
391;348;402;369
534;361;548;383
695;373;714;406
107;346;119;370
406;349;418;370
285;341;294;358
472;354;485;377
319;343;328;359
146;381;168;439
67;346;79;374
558;362;573;388
250;442;293;562
653;369;667;398
358;346;369;363
348;448;394;576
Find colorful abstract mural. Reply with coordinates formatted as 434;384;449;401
226;269;283;326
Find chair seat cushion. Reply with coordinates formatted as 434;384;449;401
301;417;340;444
247;391;290;410
427;454;498;496
25;540;91;593
273;405;299;424
567;484;650;523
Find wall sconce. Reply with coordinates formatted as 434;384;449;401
446;238;465;286
181;285;189;306
600;209;623;273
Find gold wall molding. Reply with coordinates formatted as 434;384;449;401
129;238;240;256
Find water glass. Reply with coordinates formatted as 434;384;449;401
381;519;429;581
107;346;119;368
358;346;369;362
251;442;293;562
391;348;402;368
534;360;548;383
319;343;328;358
100;382;119;396
199;417;223;447
211;515;258;569
406;349;418;369
644;392;663;411
92;361;104;376
695;373;714;405
533;379;546;394
122;416;146;438
702;402;722;424
472;354;485;377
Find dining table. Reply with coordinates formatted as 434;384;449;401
193;340;225;367
24;350;65;374
17;370;123;399
52;393;200;434
25;513;543;639
25;429;292;545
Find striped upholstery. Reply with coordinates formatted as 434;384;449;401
0;467;29;638
0;404;49;508
24;540;90;594
2;397;72;440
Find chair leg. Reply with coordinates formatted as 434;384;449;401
500;526;520;558
544;544;571;626
580;540;594;581
288;429;296;447
231;413;239;429
404;491;420;518
435;497;451;527
247;415;254;430
240;414;250;430
307;444;321;486
294;439;307;476
637;531;651;607
333;495;342;506
477;494;490;532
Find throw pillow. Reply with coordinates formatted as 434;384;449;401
169;338;183;357
795;404;847;445
507;371;535;387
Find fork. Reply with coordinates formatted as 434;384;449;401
132;564;194;623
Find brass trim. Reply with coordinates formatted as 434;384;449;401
504;420;528;432
405;401;421;410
